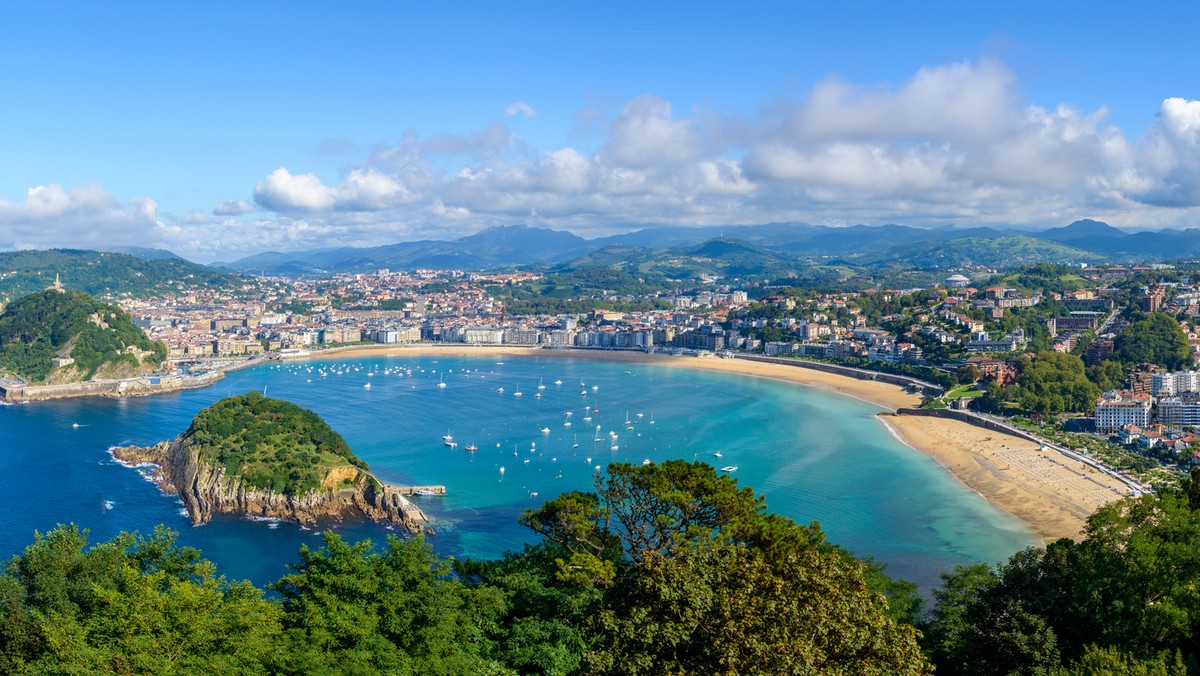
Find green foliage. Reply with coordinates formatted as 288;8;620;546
520;461;931;674
0;249;243;300
1086;359;1127;391
922;471;1200;674
270;532;507;674
1114;312;1192;369
183;391;367;495
0;525;283;674
0;290;163;382
1010;351;1100;414
1054;645;1189;676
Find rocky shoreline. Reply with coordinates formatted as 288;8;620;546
112;439;427;533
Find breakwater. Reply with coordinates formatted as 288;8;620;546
0;371;224;403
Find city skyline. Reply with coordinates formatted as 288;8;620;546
3;1;1200;261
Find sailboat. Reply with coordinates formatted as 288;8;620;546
437;374;446;389
513;385;523;397
464;443;478;452
572;435;579;449
537;378;546;390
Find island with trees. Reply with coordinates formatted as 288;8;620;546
112;392;426;532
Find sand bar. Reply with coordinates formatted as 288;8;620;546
298;344;1124;539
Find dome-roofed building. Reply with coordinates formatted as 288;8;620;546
944;274;970;289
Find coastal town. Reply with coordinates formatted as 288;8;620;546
5;257;1200;498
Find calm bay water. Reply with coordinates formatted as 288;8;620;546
0;354;1032;590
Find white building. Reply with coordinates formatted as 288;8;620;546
1158;391;1200;426
1151;370;1200;397
1094;390;1153;434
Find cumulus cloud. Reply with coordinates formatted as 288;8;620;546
213;199;253;216
0;184;169;251
505;101;537;118
22;60;1200;261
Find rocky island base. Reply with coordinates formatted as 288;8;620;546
112;391;428;533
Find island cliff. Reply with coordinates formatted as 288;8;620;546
113;392;427;532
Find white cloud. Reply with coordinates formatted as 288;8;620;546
505;101;537;118
19;60;1200;261
0;184;168;252
252;168;337;212
213;199;253;216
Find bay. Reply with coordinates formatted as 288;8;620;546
0;354;1033;591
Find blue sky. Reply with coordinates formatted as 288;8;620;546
2;1;1199;260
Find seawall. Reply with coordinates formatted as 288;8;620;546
0;371;224;403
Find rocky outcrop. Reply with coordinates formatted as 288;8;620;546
112;439;427;533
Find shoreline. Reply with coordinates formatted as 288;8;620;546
297;344;1126;539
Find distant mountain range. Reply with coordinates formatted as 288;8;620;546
209;220;1200;276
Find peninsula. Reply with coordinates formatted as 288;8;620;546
113;391;427;532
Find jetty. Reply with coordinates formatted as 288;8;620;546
396;485;447;496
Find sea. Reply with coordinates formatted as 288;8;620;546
0;354;1033;591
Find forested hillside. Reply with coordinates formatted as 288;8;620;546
0;249;243;300
0;290;165;383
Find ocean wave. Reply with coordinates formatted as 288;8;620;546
106;446;159;470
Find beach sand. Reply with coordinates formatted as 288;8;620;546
305;345;1125;540
881;414;1129;541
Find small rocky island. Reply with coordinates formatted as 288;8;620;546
114;391;427;533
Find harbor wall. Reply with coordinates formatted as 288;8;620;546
1;371;224;403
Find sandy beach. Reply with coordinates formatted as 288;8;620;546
881;414;1128;541
302;344;1124;540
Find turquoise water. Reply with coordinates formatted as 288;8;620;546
0;354;1033;590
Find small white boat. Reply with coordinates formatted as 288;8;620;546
363;383;371;390
720;465;738;473
464;444;478;452
611;445;619;451
573;435;580;449
437;374;446;389
446;441;458;449
442;430;454;442
537;378;546;390
540;427;551;434
642;459;651;466
554;379;563;385
714;452;723;458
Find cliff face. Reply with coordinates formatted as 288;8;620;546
113;439;426;533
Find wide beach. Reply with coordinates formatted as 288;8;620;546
306;344;1126;540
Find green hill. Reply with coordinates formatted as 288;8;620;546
0;290;166;383
182;391;368;496
0;249;245;301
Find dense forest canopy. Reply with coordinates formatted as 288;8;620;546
4;463;1200;673
0;290;165;382
183;392;367;495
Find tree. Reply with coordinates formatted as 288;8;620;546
1086;360;1126;391
1114;312;1192;369
521;461;931;675
1012;352;1100;414
0;525;283;674
270;532;507;673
